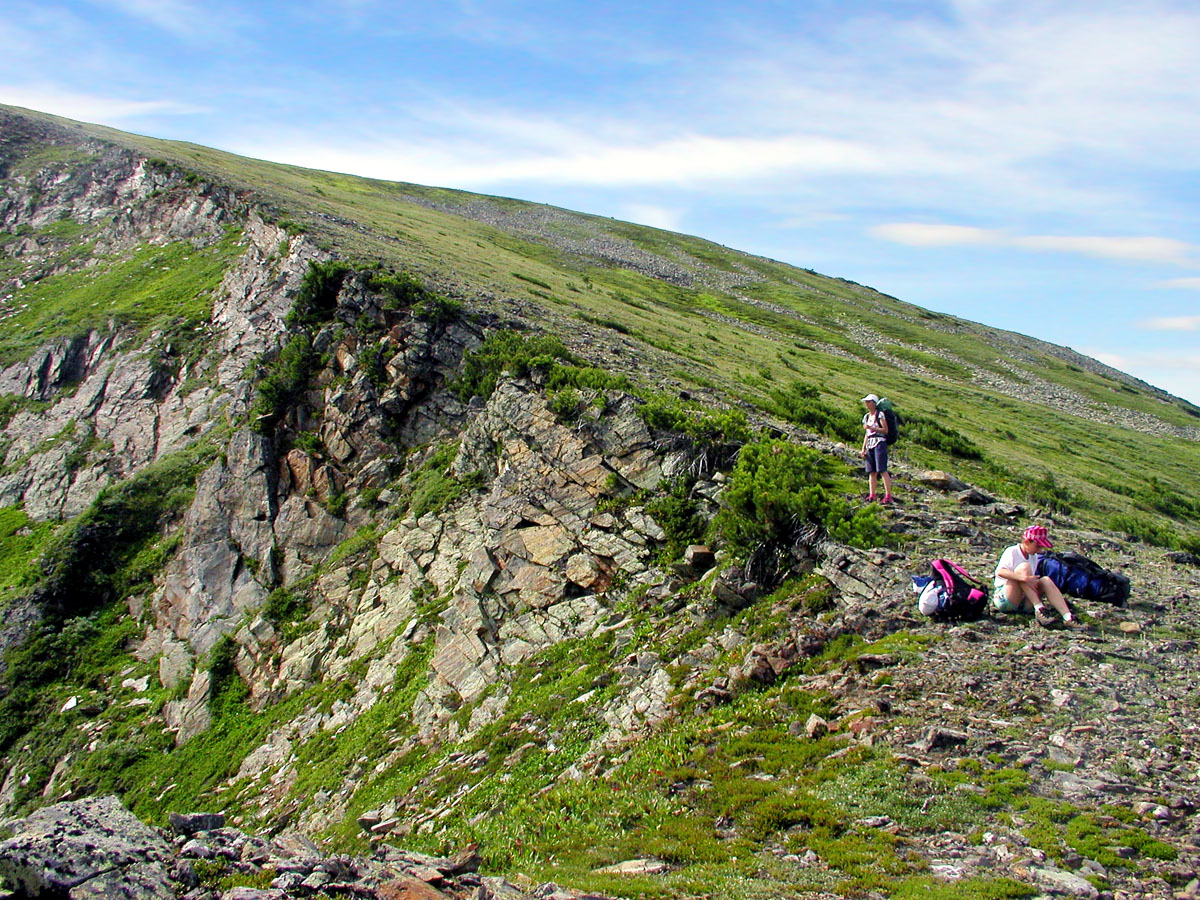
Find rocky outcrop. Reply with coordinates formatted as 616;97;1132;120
0;794;175;899
0;796;621;900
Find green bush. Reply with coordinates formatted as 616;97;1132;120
903;414;983;459
286;259;350;328
637;397;750;446
368;270;428;307
766;380;860;443
262;588;313;643
414;293;462;325
544;364;631;394
1024;471;1079;515
646;483;706;562
713;439;887;557
251;334;319;431
1107;513;1179;549
454;331;576;401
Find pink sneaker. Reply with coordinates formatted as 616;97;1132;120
881;494;894;505
865;493;877;502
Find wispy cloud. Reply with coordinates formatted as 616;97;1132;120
1138;315;1200;331
0;85;203;122
1089;348;1200;404
868;224;997;247
623;204;683;232
240;131;886;190
1155;277;1200;290
90;0;239;41
871;222;1200;266
1011;235;1196;265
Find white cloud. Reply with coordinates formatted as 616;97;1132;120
871;221;1200;266
240;131;886;190
0;85;202;123
623;204;683;232
1088;348;1200;405
1012;235;1197;265
1138;315;1200;332
1155;277;1200;290
868;223;999;247
91;0;239;41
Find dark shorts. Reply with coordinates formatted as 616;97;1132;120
864;442;888;473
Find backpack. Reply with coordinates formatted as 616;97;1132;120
1036;552;1130;606
877;397;899;445
921;558;988;621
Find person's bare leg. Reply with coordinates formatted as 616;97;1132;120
1003;579;1031;612
1038;576;1073;621
1014;563;1043;609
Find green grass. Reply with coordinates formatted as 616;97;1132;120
0;506;59;606
0;228;243;364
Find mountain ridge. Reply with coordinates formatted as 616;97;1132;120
0;103;1199;900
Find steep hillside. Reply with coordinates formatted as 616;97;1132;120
1;104;1199;900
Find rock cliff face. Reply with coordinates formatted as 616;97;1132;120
0;113;701;819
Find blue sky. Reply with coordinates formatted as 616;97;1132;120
3;0;1199;404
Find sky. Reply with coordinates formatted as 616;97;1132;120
2;0;1199;405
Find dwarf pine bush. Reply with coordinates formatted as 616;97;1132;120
714;439;887;557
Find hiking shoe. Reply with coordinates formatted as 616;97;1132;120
1062;617;1086;630
881;494;894;505
865;493;877;502
1033;606;1055;627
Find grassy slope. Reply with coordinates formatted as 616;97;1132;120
14;105;1191;541
2;104;1197;543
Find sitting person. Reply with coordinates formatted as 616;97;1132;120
993;525;1079;627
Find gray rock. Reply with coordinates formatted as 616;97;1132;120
1031;866;1100;898
169;811;227;836
0;795;174;899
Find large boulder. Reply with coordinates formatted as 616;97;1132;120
0;795;175;899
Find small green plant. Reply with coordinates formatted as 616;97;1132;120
414;293;462;325
766;380;860;442
1024;471;1078;514
251;334;319;431
645;483;706;562
903;413;983;459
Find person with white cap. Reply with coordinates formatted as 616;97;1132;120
993;525;1079;627
860;393;892;503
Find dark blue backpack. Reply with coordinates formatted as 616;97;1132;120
878;397;899;445
1037;552;1129;606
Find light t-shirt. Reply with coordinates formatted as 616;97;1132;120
862;411;887;449
994;544;1040;590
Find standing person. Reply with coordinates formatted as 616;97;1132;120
993;525;1079;627
860;394;893;504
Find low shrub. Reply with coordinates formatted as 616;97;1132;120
453;331;576;401
903;414;983;459
713;439;888;559
251;334;319;431
766;380;860;443
286;260;350;328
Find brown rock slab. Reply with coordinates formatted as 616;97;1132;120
374;876;451;900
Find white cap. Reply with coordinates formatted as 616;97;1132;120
862;393;879;403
